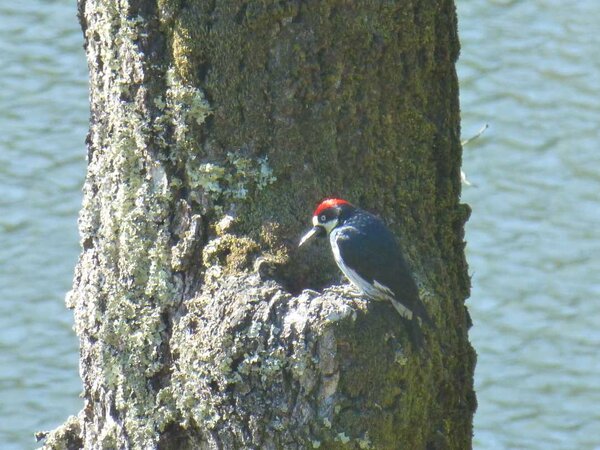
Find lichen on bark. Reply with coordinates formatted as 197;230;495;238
42;0;475;449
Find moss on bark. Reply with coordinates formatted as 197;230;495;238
42;0;475;448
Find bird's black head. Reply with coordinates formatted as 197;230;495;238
298;198;355;247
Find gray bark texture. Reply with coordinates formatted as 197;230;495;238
41;0;476;449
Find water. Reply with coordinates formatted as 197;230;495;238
1;1;599;449
0;2;87;448
458;1;600;448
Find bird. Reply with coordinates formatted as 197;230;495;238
298;198;433;346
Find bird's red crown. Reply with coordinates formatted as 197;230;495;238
313;198;351;216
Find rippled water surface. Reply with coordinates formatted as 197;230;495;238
458;1;600;449
1;1;599;449
0;2;86;448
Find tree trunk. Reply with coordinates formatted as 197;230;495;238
41;0;475;449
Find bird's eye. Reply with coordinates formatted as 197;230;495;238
320;214;327;223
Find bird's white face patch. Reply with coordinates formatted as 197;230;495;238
314;214;338;234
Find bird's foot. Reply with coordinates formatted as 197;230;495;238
327;284;364;299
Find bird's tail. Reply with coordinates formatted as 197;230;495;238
389;297;434;349
413;298;435;329
407;318;426;349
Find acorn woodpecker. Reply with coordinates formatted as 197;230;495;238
299;198;433;345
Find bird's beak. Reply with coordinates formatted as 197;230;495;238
298;226;321;247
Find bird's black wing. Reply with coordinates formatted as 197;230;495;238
335;216;430;323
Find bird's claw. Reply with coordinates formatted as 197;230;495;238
327;284;364;299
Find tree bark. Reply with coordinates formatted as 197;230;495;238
42;0;475;449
